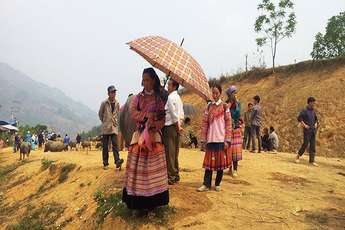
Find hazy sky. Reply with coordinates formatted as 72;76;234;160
1;0;344;111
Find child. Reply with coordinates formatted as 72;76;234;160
182;117;198;148
197;84;232;192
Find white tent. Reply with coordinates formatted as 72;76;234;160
0;125;19;132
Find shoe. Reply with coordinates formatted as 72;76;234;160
197;185;209;192
310;162;319;167
168;180;175;185
115;159;124;169
103;165;109;170
250;150;257;153
295;155;300;163
215;186;221;192
232;170;238;177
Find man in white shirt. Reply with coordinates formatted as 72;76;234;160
163;79;184;185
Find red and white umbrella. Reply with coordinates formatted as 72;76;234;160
127;36;212;101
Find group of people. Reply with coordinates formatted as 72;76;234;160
242;101;279;152
12;131;45;152
97;67;320;212
97;68;244;211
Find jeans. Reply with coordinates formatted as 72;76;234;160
203;170;224;188
242;126;252;149
298;129;316;163
102;134;120;166
251;125;262;152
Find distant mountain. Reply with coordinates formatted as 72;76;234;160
0;63;99;136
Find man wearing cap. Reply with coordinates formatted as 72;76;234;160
98;85;124;170
295;97;319;166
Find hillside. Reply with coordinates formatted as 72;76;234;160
0;63;99;136
182;58;345;157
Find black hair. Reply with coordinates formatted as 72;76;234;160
211;83;222;94
142;68;162;96
184;117;191;124
169;79;180;90
253;95;261;103
270;126;275;132
307;96;316;104
248;102;253;107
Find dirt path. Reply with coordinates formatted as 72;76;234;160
0;147;344;229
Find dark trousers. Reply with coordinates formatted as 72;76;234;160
162;125;180;181
102;134;120;166
242;126;252;149
251;125;262;152
298;129;316;163
232;161;238;171
189;136;198;148
203;170;223;188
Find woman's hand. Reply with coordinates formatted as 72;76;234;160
224;142;229;149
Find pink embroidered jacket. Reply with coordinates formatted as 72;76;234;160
201;102;232;144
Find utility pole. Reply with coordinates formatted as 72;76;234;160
245;54;248;75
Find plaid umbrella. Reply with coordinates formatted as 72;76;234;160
127;36;212;101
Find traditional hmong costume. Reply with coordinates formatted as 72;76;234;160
200;100;232;188
122;91;169;209
229;100;243;162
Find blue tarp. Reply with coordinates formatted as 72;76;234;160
0;120;9;126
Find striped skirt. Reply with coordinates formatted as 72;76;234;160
230;128;243;161
203;143;232;171
122;143;169;210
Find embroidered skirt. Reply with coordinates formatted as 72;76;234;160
202;143;232;171
230;128;243;161
122;142;169;210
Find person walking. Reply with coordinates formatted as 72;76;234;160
38;132;44;149
197;84;232;192
295;97;319;166
250;95;262;153
243;103;253;150
76;133;81;150
163;79;184;185
63;134;70;148
14;133;20;153
226;85;242;177
98;85;124;170
122;67;169;210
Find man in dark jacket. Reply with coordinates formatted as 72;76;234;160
98;85;124;170
295;97;319;166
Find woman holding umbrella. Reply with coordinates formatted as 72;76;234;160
226;85;243;177
122;67;169;210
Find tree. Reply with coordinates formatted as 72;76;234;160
254;0;297;71
311;12;345;60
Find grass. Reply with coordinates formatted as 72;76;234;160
93;190;177;227
7;202;65;230
306;212;329;224
40;158;55;171
58;163;76;183
0;160;27;180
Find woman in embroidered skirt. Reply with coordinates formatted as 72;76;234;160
122;68;169;210
226;85;243;177
197;84;232;192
